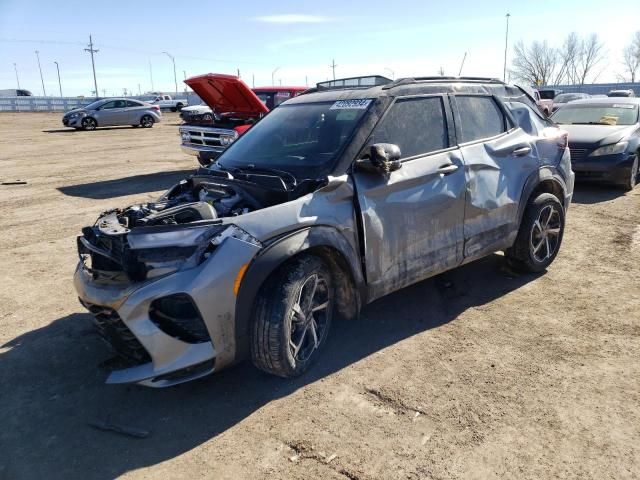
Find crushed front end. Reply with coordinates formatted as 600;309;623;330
75;175;265;387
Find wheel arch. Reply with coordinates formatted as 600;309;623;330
517;167;568;228
234;225;364;361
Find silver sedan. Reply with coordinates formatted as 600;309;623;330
62;98;162;130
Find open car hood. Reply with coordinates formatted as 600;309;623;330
185;74;269;116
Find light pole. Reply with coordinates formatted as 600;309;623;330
54;61;63;97
271;67;281;86
149;61;154;91
503;13;511;82
35;51;46;96
162;51;178;98
329;59;337;80
13;63;20;89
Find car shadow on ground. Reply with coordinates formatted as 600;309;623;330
43;126;146;133
571;182;627;204
57;170;195;199
0;253;543;479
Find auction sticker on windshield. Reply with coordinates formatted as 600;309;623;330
330;99;372;110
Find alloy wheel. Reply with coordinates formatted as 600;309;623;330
288;273;330;364
530;204;561;263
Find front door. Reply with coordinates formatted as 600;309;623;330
95;99;128;126
353;95;466;301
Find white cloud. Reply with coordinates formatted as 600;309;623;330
252;14;332;24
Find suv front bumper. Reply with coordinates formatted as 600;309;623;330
74;236;260;387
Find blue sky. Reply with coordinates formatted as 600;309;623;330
0;0;638;96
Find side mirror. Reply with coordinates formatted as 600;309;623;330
356;143;402;174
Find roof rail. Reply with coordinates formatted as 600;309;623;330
316;75;392;90
383;76;505;89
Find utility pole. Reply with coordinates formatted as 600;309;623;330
138;83;141;95
162;51;178;98
54;61;63;97
183;70;187;80
438;66;445;76
458;52;467;76
149;61;154;91
503;13;511;82
271;67;281;86
84;35;99;98
252;74;255;88
305;75;308;87
237;68;240;78
329;59;337;80
102;89;106;97
384;67;395;80
13;63;20;89
35;51;46;96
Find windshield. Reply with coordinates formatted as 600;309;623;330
552;104;639;126
554;93;584;103
217;101;370;178
84;100;104;110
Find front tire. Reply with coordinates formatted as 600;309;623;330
82;117;97;131
251;255;334;378
506;193;565;272
176;103;184;111
620;156;638;191
140;115;154;128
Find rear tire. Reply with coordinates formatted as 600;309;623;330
251;255;334;378
82;117;97;131
505;193;565;273
140;115;154;128
620;156;638;191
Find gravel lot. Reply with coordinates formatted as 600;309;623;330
0;112;638;480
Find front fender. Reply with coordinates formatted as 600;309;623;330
233;225;364;362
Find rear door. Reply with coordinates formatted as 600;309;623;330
451;94;540;259
353;95;466;300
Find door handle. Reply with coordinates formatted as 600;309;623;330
437;164;459;175
511;146;532;157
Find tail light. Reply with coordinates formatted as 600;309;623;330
152;105;160;111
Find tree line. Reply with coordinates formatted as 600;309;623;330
511;31;640;86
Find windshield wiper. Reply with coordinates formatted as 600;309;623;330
223;164;297;187
570;121;614;125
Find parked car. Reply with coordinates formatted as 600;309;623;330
551;92;591;113
538;88;562;100
0;88;33;96
149;94;187;111
607;89;636;98
74;75;573;387
551;97;640;190
62;98;162;130
532;90;554;116
179;74;306;165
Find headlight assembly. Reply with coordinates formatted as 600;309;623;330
590;142;628;157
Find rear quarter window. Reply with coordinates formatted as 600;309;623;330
456;96;506;143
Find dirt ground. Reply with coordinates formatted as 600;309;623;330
0;112;638;480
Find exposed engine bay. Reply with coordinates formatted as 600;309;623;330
77;169;323;284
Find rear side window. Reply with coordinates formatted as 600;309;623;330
373;97;448;159
126;100;143;107
456;96;506;143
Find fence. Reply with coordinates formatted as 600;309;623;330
0;94;201;112
539;82;640;96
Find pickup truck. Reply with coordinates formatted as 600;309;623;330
149;94;187;112
179;74;305;165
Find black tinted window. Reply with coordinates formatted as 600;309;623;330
100;101;116;109
126;100;142;107
456;96;506;143
373;97;448;158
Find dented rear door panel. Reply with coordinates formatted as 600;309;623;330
451;95;540;260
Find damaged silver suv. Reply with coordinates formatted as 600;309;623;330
75;76;574;387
